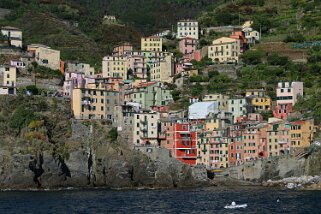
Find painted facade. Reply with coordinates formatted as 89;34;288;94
141;36;163;52
177;20;199;40
133;110;160;146
208;37;241;64
102;56;128;80
72;80;124;120
179;37;198;55
1;26;22;47
0;65;16;95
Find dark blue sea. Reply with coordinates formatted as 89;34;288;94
0;186;320;213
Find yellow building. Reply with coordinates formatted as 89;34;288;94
246;89;271;112
0;65;16;95
203;93;229;111
205;116;220;131
290;119;314;148
72;81;123;120
141;36;163;52
208;37;241;64
196;131;211;166
102;56;128;80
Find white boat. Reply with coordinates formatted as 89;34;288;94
224;202;247;209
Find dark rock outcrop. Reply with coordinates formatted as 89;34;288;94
0;122;209;190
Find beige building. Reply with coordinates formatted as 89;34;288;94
102;56;128;80
1;26;22;48
150;55;174;83
203;93;230;111
113;42;133;56
0;65;16;95
208;37;241;64
72;81;123;120
27;44;60;70
65;62;95;77
141;36;163;52
266;120;290;157
133;110;160;146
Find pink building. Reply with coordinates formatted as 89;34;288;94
243;125;260;161
275;81;303;119
179;37;198;55
127;54;147;79
276;82;303;106
236;113;263;124
184;50;202;62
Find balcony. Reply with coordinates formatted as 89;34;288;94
140;126;148;132
82;100;91;105
178;155;197;159
140;120;147;125
278;141;287;144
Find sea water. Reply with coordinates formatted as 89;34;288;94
0;186;320;213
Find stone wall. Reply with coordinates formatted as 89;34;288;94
17;76;61;91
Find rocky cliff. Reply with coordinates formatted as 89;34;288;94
229;152;321;183
0;96;209;189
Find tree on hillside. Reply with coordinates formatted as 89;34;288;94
241;50;265;65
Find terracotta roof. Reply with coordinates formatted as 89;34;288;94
135;82;156;88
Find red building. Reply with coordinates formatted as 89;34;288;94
228;136;244;166
273;103;293;120
174;123;197;165
230;31;248;53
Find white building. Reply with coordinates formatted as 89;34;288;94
243;27;260;45
189;101;219;119
10;60;25;69
227;98;247;123
0;65;16;95
1;26;22;48
177;20;199;40
208;37;241;64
